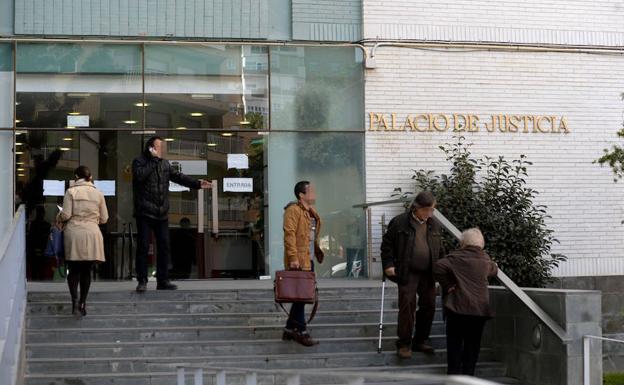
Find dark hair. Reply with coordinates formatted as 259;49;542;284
294;181;310;200
411;191;436;210
144;136;163;156
74;165;92;181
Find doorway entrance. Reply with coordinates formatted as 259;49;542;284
16;130;266;281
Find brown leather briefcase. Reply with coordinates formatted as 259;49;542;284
274;270;319;323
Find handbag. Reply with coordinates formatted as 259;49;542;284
44;225;65;277
274;270;319;324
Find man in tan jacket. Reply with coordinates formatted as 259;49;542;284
282;181;324;346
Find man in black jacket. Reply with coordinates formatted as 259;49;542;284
380;191;444;359
132;136;212;292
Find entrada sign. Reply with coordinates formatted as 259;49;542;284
368;113;569;134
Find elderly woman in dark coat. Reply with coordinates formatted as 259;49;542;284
433;228;498;376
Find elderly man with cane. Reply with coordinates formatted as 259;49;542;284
380;191;445;359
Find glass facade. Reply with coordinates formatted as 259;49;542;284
4;42;366;281
0;43;13;238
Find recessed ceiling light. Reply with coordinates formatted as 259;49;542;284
15;131;25;135
221;133;233;137
17;168;25;171
63;137;73;141
15;119;21;124
123;120;137;124
134;102;150;107
239;120;250;125
15;142;23;146
17;174;25;177
66;126;76;129
16;162;24;165
60;147;71;151
190;112;204;117
15;151;24;155
175;126;187;130
206;143;217;147
164;138;175;142
68;112;81;116
15;102;20;106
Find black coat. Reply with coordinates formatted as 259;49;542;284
132;154;201;220
380;211;445;285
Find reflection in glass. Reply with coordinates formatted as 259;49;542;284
15;43;143;129
267;132;367;278
270;46;364;131
0;43;13;128
145;45;268;130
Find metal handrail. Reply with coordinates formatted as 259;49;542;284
583;335;624;385
168;364;504;385
353;196;571;343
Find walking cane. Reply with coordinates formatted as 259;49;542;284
377;275;386;353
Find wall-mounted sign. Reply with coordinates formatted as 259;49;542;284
368;113;569;134
67;115;90;127
223;178;253;192
94;180;116;196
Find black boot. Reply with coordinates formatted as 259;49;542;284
79;302;87;317
71;300;81;319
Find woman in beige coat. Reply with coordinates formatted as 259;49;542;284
58;166;108;318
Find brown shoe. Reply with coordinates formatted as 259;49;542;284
412;343;435;355
294;332;319;347
397;346;412;359
282;328;296;341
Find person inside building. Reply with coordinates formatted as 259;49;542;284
282;181;324;346
380;191;445;359
58;166;109;318
132;136;212;292
434;228;498;375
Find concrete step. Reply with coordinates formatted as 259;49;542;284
25;309;409;328
24;362;509;385
25;349;496;374
25;297;403;316
27;287;401;302
26;336;450;359
25;322;453;343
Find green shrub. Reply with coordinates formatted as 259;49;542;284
604;372;624;385
401;137;566;287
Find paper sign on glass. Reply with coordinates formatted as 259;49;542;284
43;180;65;196
223;178;253;192
169;182;190;192
94;180;116;196
67;115;90;127
227;154;249;169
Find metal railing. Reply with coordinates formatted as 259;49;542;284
354;196;570;343
170;365;504;385
0;205;27;385
583;335;624;385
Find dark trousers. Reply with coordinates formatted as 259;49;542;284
66;261;94;303
445;311;488;375
136;216;171;283
285;261;314;333
397;271;436;348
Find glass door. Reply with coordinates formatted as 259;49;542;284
160;130;266;279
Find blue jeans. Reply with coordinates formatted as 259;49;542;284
285;261;314;332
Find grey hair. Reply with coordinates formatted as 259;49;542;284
460;228;485;249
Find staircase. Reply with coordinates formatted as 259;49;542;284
23;280;519;385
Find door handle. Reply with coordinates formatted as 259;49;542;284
211;179;218;236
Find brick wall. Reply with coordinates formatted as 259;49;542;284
364;0;624;46
365;46;624;277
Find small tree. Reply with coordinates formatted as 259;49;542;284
595;94;624;181
400;137;566;287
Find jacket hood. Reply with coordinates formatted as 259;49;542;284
447;245;489;259
284;201;299;210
